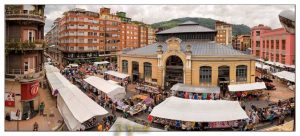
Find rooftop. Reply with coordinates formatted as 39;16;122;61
156;21;216;34
124;40;251;57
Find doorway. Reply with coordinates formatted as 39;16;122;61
164;55;183;90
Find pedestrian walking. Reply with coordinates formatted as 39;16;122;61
39;102;45;116
33;122;39;131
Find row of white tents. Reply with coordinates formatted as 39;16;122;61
45;64;108;131
45;64;151;131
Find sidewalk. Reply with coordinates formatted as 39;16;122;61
5;87;63;131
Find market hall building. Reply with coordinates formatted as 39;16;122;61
117;21;256;91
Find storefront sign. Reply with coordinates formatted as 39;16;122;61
5;92;15;107
21;81;39;100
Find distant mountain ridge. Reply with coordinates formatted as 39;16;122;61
151;17;251;36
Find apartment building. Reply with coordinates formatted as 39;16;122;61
215;21;232;45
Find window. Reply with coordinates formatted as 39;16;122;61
24;62;29;72
78;39;84;43
132;61;139;75
88;39;93;43
78;47;84;51
256;41;260;47
144;62;152;80
281;55;286;64
282;40;286;50
270;53;274;61
276;54;279;62
271;40;274;49
28;31;35;42
276;40;279;49
122;60;128;74
236;65;247;82
200;66;212;84
256;31;260;36
256;50;260;57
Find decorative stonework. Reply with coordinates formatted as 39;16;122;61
166;37;182;52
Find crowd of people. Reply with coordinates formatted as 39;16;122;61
174;91;220;100
239;97;295;131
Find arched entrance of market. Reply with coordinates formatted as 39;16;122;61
164;55;184;89
218;65;230;97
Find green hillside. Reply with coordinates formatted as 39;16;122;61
151;17;251;36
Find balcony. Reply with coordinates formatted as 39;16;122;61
5;10;45;24
5;66;44;82
5;39;46;51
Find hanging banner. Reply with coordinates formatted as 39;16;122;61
21;80;39;100
5;92;15;107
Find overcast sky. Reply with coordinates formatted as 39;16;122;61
44;5;295;33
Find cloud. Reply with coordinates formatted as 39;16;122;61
44;5;295;33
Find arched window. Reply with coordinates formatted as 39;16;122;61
200;66;212;84
144;62;152;81
122;60;128;74
236;65;247;82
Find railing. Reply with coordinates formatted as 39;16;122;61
6;10;45;23
6;66;43;75
5;39;45;50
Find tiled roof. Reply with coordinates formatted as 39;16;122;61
124;40;250;57
157;21;216;34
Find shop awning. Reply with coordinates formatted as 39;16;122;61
109;117;164;132
272;71;295;83
150;96;248;122
57;84;108;131
171;83;220;93
93;61;109;66
228;82;266;92
104;70;130;79
84;76;126;100
255;62;271;70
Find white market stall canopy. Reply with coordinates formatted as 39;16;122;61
46;72;73;95
109;117;164;132
94;61;109;66
228;82;266;92
150;96;248;122
57;84;108;131
105;70;130;79
108;80;119;84
45;64;60;73
84;76;126;100
255;62;271;70
171;83;220;93
272;71;295;83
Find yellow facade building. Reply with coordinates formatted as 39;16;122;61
118;21;256;92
